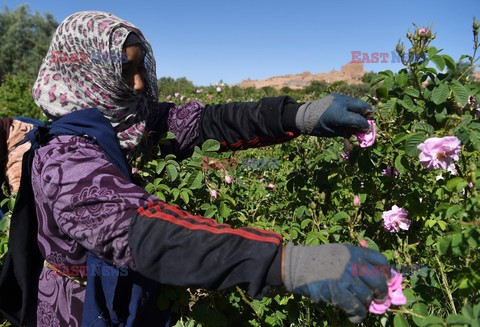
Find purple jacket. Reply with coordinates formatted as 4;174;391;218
33;97;301;326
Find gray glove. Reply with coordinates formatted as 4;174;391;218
284;243;391;324
295;93;375;137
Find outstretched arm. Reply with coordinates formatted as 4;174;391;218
147;96;302;159
33;135;282;298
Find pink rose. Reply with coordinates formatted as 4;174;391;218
383;205;411;232
340;152;350;160
359;240;367;247
353;195;360;207
382;167;399;177
195;89;203;94
417;136;461;173
216;86;222;92
355;120;376;148
210;189;218;199
267;183;275;189
225;175;233;184
369;269;407;314
418;27;426;35
174;92;180;98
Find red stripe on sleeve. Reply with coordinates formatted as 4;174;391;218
138;204;282;245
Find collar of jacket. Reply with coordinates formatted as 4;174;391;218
27;108;131;180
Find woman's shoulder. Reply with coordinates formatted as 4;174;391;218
35;135;108;166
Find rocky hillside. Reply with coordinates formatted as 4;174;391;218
238;62;366;89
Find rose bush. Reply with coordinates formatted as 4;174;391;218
134;20;480;327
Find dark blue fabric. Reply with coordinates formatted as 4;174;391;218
27;109;130;179
27;108;172;327
13;117;44;127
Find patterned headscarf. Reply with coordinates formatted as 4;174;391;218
32;11;158;149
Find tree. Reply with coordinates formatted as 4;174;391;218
0;73;44;119
157;76;195;97
0;5;58;82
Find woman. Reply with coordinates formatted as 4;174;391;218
28;11;390;326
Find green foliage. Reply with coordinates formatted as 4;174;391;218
0;5;57;81
157;76;195;97
142;20;480;326
0;73;44;119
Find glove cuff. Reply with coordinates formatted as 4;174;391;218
283;242;296;291
294;95;334;135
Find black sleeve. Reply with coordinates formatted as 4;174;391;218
128;201;283;298
197;96;302;151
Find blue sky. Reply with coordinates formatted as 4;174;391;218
3;0;480;85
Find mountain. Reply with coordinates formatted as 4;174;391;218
238;62;366;89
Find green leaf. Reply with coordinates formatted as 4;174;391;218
404;133;426;157
219;201;231;218
446;204;463;218
295;206;307;219
165;164;178;182
393;314;409;327
395;154;409;174
180;190;190;204
434;106;448;123
397;96;417;112
438;237;451;254
446;177;468;192
450;80;469;106
431;55;445;71
462;304;474;320
169;187;179;199
331;211;350;222
432;84;450;105
383;76;394;89
442;54;456;71
156;161;167;175
363;237;379;251
412;303;429;326
383;98;397;112
428;46;440;58
204;206;216;218
446;314;470;324
419;316;444;326
187;171;203;190
473;302;480;320
404;87;420;98
396;73;408;88
201;139;221;152
413;123;434;135
376;86;389;99
393;132;409;145
371;74;386;86
300;218;312;229
380;70;394;78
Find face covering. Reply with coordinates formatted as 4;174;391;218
32;11;158;150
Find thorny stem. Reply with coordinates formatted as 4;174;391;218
409;65;425;102
236;287;263;322
388;308;426;319
435;255;457;314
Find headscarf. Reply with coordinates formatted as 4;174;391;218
32;11;158;150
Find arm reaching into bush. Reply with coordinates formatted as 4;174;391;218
149;93;374;158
